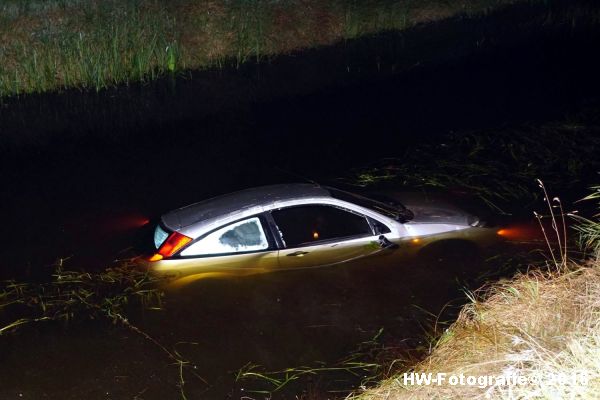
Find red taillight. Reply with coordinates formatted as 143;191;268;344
157;232;193;257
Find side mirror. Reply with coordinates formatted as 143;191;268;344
378;235;399;250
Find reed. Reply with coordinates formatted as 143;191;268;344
571;185;600;260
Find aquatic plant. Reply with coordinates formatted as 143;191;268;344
344;122;600;214
235;328;390;395
571;185;600;259
0;258;174;363
0;260;209;399
0;259;164;331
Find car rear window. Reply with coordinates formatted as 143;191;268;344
154;224;170;249
180;217;269;256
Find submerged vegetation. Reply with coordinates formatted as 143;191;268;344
344;117;600;214
235;328;391;396
0;261;207;397
0;0;521;97
0;260;164;333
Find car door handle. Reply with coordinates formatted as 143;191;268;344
286;251;310;257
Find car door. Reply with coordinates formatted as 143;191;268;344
271;204;386;270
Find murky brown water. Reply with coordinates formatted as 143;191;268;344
1;249;524;399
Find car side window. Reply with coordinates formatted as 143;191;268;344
180;217;269;256
370;218;391;234
271;205;373;248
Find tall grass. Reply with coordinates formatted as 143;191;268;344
0;0;521;97
571;185;600;260
0;0;179;96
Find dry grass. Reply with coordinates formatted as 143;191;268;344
353;261;600;399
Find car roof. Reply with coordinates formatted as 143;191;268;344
161;183;332;230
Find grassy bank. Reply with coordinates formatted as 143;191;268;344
0;0;520;97
355;261;600;399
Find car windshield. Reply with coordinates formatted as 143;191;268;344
327;187;413;222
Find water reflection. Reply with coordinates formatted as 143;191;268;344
135;254;482;397
0;244;506;399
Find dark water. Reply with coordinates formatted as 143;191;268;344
1;256;513;399
1;1;600;398
1;0;599;275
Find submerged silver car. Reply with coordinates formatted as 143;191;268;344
140;184;500;285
